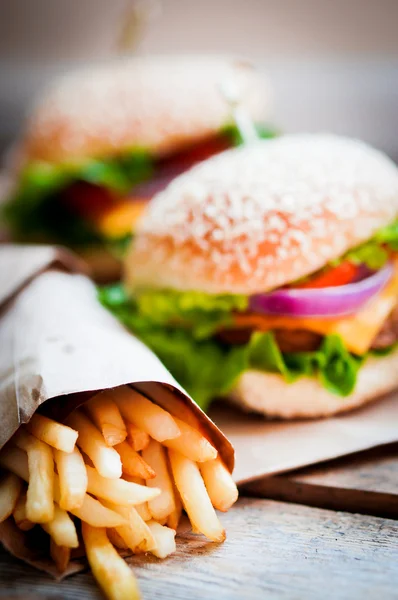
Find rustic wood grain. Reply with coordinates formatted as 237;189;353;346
1;497;398;600
242;443;398;519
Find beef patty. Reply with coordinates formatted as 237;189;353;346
371;304;398;349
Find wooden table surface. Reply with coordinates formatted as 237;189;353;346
1;443;397;599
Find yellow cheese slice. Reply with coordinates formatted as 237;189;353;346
233;263;398;355
94;199;149;238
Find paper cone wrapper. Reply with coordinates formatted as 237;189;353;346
0;244;234;577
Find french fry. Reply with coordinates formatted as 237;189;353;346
115;441;155;480
113;387;180;442
0;446;29;481
86;465;160;506
82;523;141;600
102;501;156;552
0;448;127;528
69;494;128;528
123;476;152;521
50;539;71;573
81;451;95;468
85;393;127;446
199;458;238;512
0;473;22;523
26;414;78;453
147;521;176;559
168;449;225;542
107;528;129;550
0;394;235;600
142;440;175;522
126;423;150;452
13;490;34;531
54;446;88;511
66;410;122;479
135;502;152;522
42;504;79;548
167;481;183;531
163;418;217;463
14;430;54;523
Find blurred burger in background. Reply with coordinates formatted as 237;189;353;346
2;55;272;280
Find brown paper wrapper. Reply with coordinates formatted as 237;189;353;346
0;244;234;578
211;391;398;485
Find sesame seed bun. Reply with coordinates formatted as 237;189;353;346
230;347;398;418
22;56;269;165
126;134;398;295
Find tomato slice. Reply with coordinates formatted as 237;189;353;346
296;261;359;289
60;182;116;220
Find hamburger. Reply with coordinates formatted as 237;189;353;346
100;134;398;418
2;56;270;281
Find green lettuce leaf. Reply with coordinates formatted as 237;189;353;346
98;284;383;411
135;288;248;338
331;219;398;270
375;219;398;250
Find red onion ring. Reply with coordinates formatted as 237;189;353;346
249;262;393;318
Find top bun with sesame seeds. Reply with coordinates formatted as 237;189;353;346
21;55;269;165
125;134;398;295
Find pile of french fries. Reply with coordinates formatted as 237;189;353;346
0;386;238;600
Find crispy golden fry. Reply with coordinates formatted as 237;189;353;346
142;440;175;522
113;387;180;442
69;494;127;528
168;449;225;542
135;502;151;522
0;472;22;523
50;539;71;573
163;418;217;463
82;523;141;600
123;476;152;521
147;521;176;559
42;504;79;548
167;480;183;531
13;490;34;531
54;446;88;511
85;393;127;446
0;446;29;481
67;410;122;479
107;528;129;550
14;430;54;523
115;441;155;480
26;414;78;453
103;502;156;553
81;451;95;468
126;423;150;452
199;458;238;512
0;448;126;528
86;465;160;506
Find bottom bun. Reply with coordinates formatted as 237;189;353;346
78;247;122;283
230;347;398;419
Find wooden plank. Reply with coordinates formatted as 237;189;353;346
1;497;398;599
242;443;398;519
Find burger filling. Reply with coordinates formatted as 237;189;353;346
100;219;398;411
3;124;275;255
